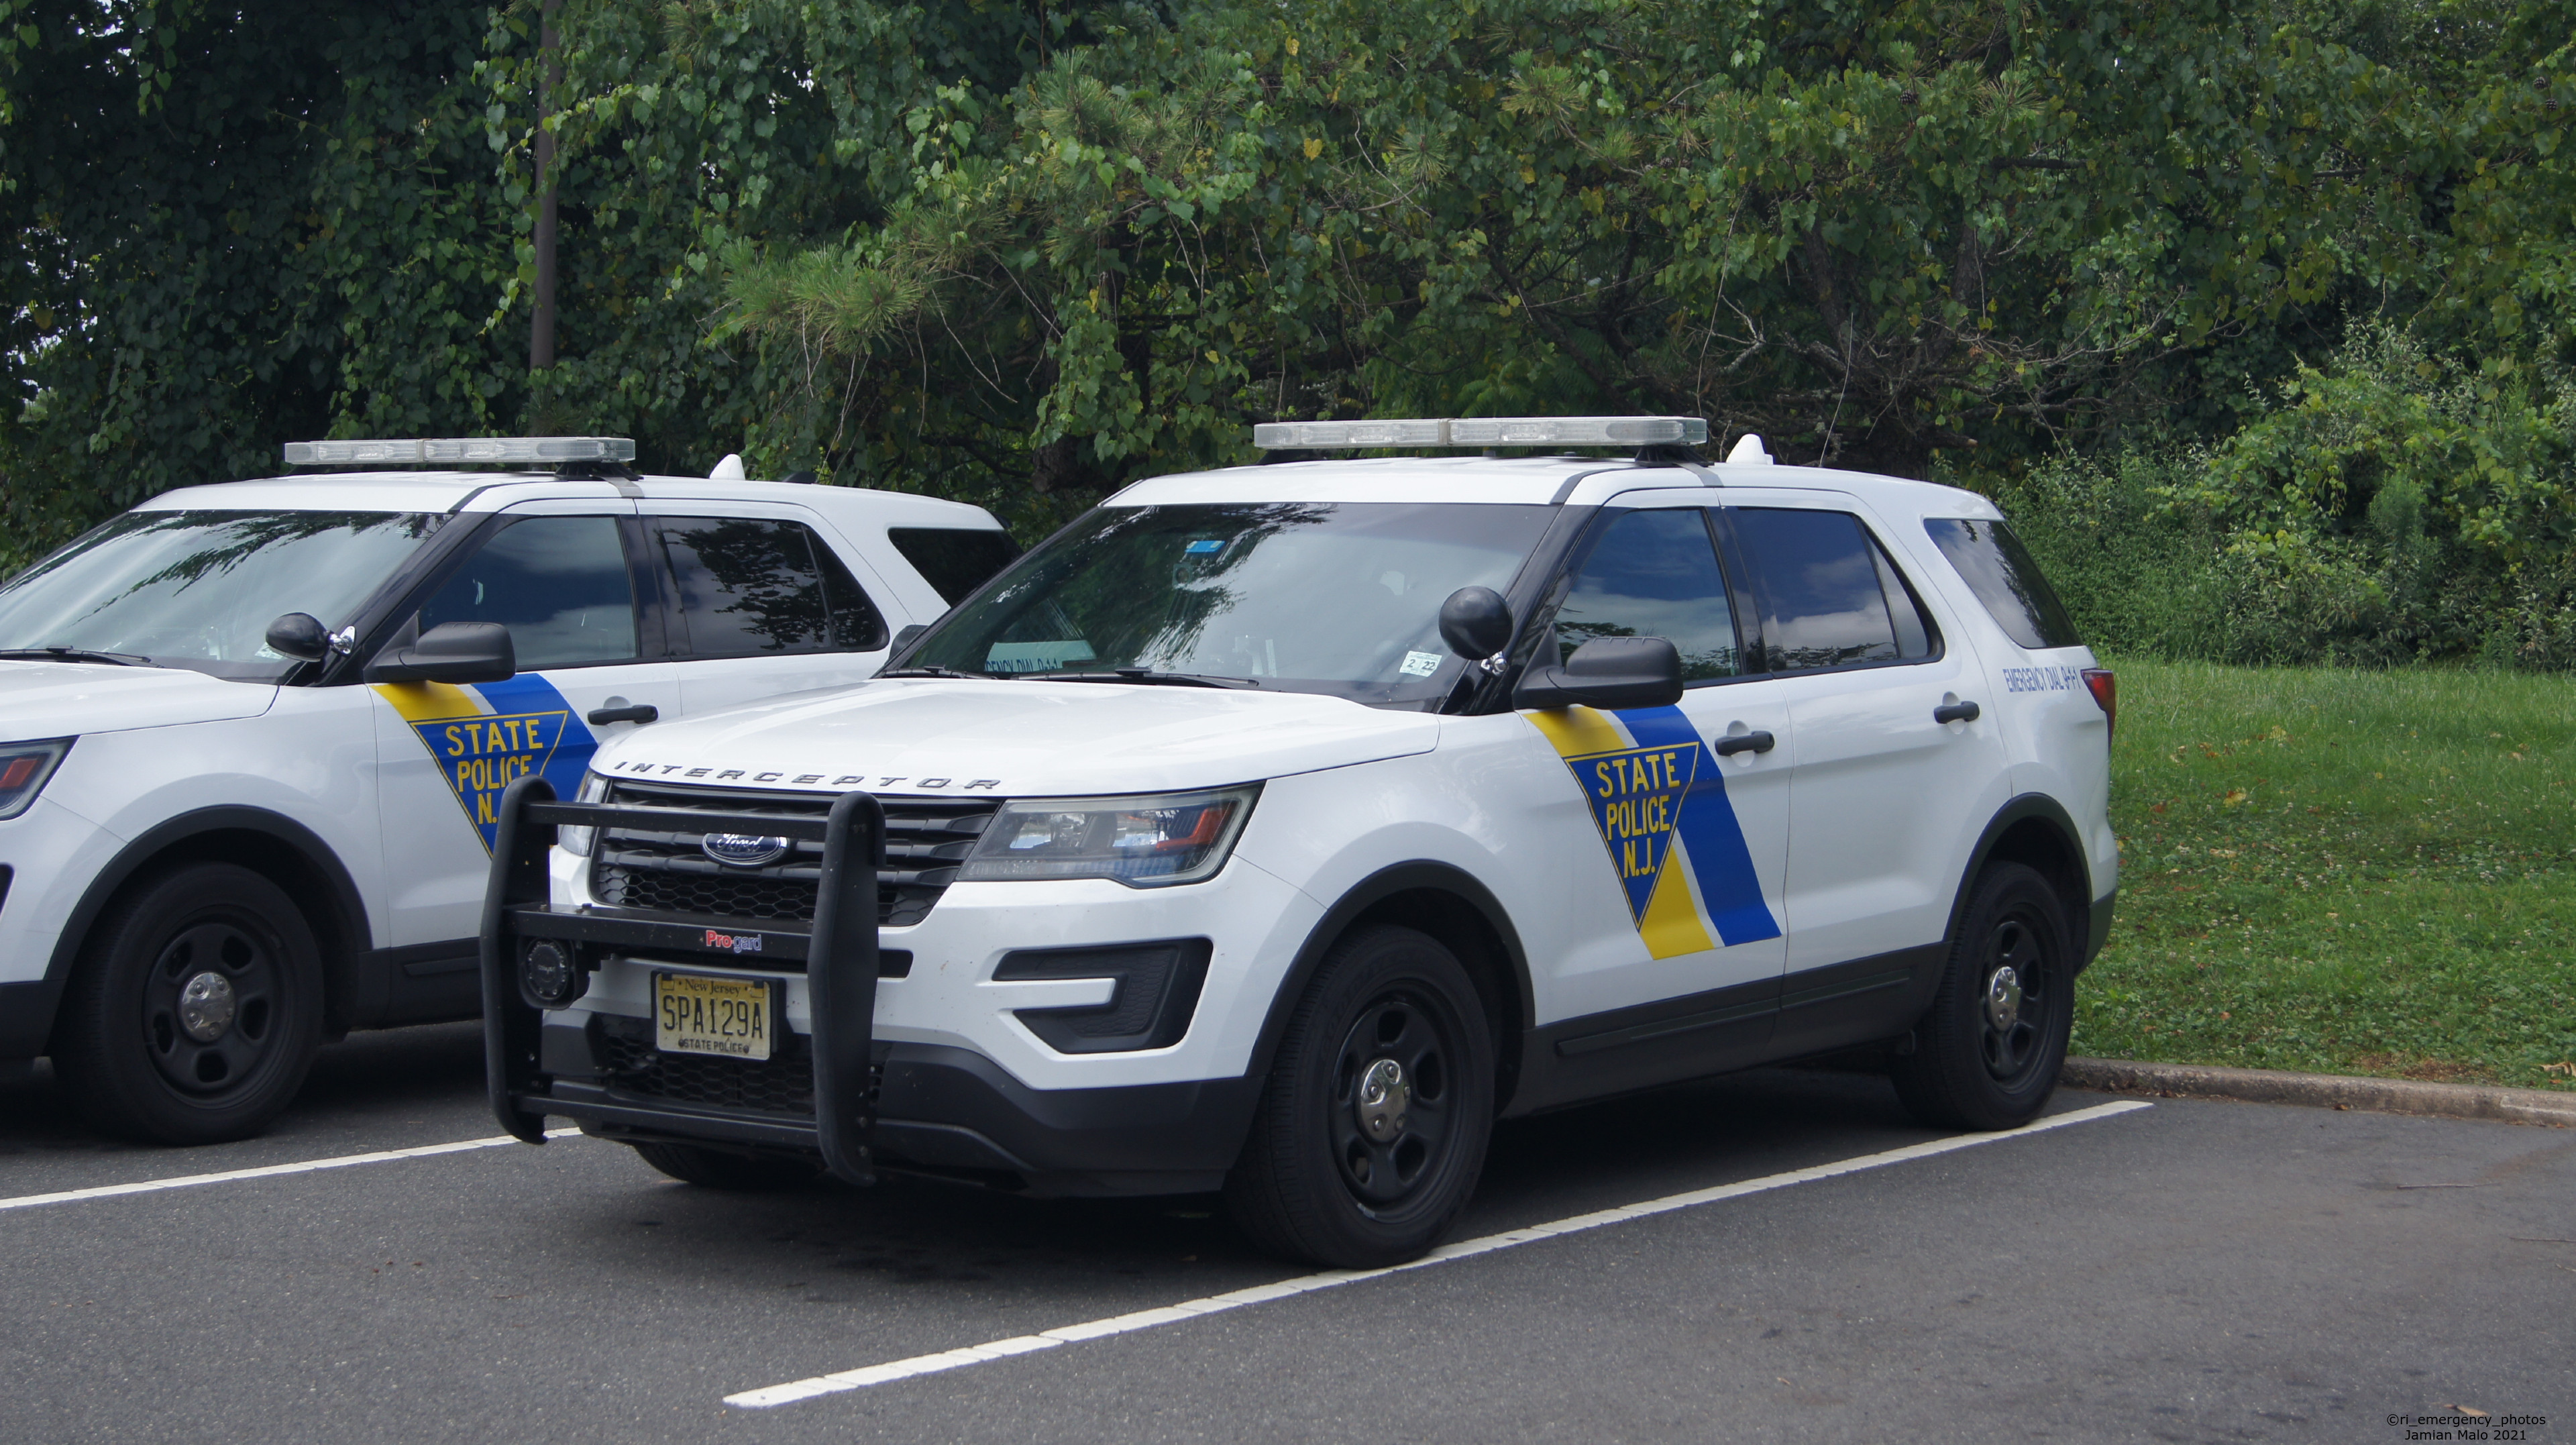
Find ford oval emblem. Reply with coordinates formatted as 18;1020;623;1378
702;833;791;868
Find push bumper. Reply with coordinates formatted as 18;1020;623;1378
481;776;885;1185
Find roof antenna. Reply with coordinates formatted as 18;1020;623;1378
709;453;747;481
1725;434;1775;466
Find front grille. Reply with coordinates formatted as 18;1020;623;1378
589;780;1000;928
596;1029;816;1115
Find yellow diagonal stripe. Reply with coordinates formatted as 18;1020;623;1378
1636;837;1717;958
371;681;488;723
1523;704;1631;757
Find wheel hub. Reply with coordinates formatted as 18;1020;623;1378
1983;965;2023;1035
1354;1057;1409;1142
177;971;237;1042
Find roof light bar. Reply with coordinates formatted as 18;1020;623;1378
1250;417;1707;450
282;437;638;467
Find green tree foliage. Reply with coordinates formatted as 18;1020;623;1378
3;0;2570;672
2008;321;2576;667
0;1;516;564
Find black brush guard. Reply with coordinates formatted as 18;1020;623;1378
480;774;885;1185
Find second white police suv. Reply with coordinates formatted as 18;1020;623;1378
0;437;1014;1143
489;417;2118;1269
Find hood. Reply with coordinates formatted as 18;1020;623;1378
0;661;276;741
594;678;1441;798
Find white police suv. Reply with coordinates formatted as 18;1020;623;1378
483;419;2117;1268
0;437;1014;1143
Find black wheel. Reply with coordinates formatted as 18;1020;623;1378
1226;924;1494;1268
1890;861;2075;1131
50;863;325;1144
630;1141;820;1191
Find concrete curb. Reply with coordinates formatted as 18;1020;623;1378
2061;1056;2576;1128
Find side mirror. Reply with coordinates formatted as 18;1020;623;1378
1513;635;1684;711
892;623;928;651
264;612;331;663
365;621;517;686
1438;586;1513;659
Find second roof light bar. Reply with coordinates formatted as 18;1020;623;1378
1251;416;1709;450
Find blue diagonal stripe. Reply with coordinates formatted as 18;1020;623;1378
1615;705;1783;947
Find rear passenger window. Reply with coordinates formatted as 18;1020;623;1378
1554;509;1741;681
1923;518;2082;650
1728;508;1925;672
655;517;888;656
888;527;1020;605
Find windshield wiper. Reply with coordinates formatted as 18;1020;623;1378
0;647;155;667
879;665;992;680
1042;668;1260;689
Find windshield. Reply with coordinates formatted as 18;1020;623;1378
904;502;1554;706
0;510;443;681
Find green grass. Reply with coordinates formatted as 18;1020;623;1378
2074;658;2576;1091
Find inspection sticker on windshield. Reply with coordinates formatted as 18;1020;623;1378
1184;539;1226;555
1399;650;1444;678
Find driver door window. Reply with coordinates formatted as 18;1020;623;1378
1554;508;1743;680
415;515;639;668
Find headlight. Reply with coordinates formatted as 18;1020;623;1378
559;771;610;857
958;784;1259;888
0;739;72;822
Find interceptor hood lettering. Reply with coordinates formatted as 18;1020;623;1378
593;678;1442;795
0;660;275;737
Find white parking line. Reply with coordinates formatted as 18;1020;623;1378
0;1128;579;1214
727;1098;2155;1408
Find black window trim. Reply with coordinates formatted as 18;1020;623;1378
1710;504;1947;681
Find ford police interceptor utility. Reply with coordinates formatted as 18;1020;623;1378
0;436;1015;1143
482;417;2117;1269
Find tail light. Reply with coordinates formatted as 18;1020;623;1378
2080;668;2116;741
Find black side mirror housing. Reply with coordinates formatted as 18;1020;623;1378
892;623;928;651
264;612;331;663
1513;635;1684;711
1438;586;1513;659
365;621;517;685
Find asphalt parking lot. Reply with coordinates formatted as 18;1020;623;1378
2;1024;2567;1444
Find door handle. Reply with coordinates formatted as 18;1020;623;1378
586;704;659;726
1712;730;1775;757
1933;700;1981;725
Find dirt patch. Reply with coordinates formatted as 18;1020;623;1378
2353;1053;2498;1085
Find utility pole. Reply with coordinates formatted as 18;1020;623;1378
529;0;561;374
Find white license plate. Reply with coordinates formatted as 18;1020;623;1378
653;972;774;1061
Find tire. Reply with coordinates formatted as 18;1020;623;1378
630;1141;820;1191
1890;861;2076;1132
50;863;326;1145
1226;924;1495;1269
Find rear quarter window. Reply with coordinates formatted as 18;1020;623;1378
1923;519;2082;651
889;527;1020;606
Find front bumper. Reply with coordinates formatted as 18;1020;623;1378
535;1016;1256;1195
486;779;1279;1195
